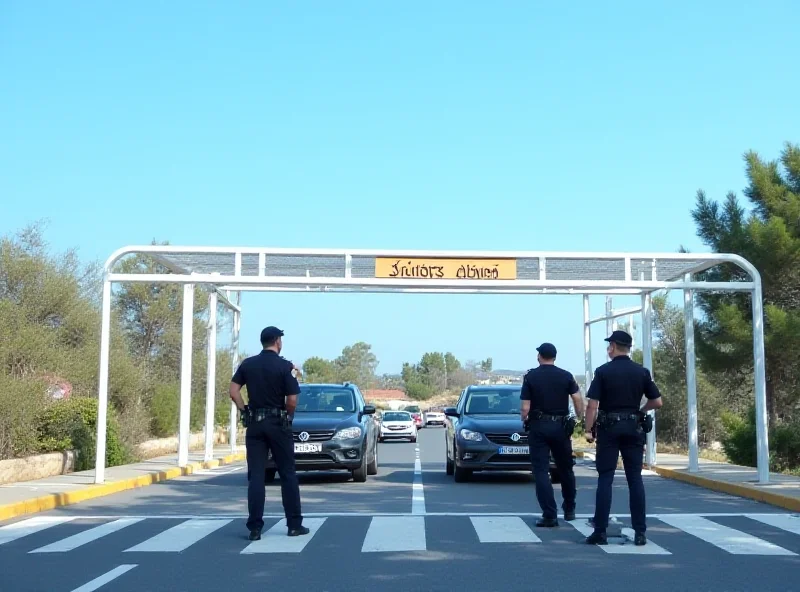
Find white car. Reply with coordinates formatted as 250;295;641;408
424;410;445;427
378;411;417;443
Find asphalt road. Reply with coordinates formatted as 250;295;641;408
1;428;799;592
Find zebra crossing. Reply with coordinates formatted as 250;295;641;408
2;513;800;557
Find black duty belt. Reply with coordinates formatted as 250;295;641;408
252;408;283;422
599;411;639;421
531;411;568;421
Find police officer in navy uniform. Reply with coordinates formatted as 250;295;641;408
520;343;585;526
583;330;663;546
229;326;309;541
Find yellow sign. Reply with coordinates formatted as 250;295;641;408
375;257;517;280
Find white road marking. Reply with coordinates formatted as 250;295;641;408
70;565;137;592
35;511;798;520
0;516;76;545
658;515;796;555
470;516;541;543
411;446;426;515
30;518;145;553
124;518;232;552
362;516;426;552
241;518;326;554
746;513;800;536
569;521;671;554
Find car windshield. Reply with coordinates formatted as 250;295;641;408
383;412;411;422
296;386;356;413
464;388;521;414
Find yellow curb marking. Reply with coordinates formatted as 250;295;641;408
0;452;246;522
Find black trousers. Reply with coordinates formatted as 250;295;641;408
592;418;647;533
245;416;303;531
528;419;576;519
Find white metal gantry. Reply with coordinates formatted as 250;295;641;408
94;247;770;484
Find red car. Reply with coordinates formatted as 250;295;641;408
404;405;424;429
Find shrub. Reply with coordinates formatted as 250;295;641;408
405;381;434;401
720;405;800;473
720;407;758;468
37;396;130;470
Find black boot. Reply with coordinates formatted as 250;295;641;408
563;510;576;521
585;530;607;545
288;525;310;537
248;528;261;541
634;532;646;546
536;517;559;527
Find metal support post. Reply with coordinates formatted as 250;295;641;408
178;284;195;467
752;282;770;484
583;295;592;391
684;275;699;473
204;291;218;462
642;292;656;466
229;292;241;453
605;297;613;340
94;279;113;484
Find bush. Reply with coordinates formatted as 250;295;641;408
405;381;434;401
37;396;130;470
720;405;800;473
720;407;758;467
149;382;179;438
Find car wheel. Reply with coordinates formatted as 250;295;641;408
454;466;471;483
352;453;368;483
367;443;379;475
265;469;277;483
445;454;454;476
411;436;417;443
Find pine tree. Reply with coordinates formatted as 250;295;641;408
690;142;800;426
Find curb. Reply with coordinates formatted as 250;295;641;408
648;465;800;513
0;452;246;522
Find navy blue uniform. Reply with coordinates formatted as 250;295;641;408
521;363;580;520
587;354;661;534
232;350;303;532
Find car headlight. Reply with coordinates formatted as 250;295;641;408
459;428;483;442
333;427;362;440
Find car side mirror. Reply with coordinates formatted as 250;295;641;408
443;407;459;418
362;405;376;415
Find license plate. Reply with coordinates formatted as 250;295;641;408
499;446;529;455
294;443;322;453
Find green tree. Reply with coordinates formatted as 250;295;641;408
690;142;800;426
334;342;378;388
302;356;339;383
479;357;493;373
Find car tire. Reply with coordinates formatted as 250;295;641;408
446;454;454;475
367;443;379;475
352;453;368;483
411;436;417;443
454;466;471;483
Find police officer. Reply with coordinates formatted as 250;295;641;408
520;343;585;526
229;326;309;541
583;330;663;546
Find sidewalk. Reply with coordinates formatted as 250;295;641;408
0;446;246;521
648;453;800;512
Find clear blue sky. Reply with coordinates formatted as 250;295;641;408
2;1;797;378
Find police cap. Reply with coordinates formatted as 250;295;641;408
536;342;557;359
604;330;633;347
260;326;285;344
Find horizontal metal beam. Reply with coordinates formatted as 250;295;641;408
107;273;755;293
216;286;648;295
214;288;241;313
586;306;643;325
